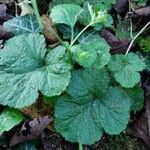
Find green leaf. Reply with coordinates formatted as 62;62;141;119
0;34;71;108
16;142;37;150
55;68;131;144
42;46;71;96
144;56;150;71
58;24;81;40
116;21;133;40
108;53;145;88
85;0;116;10
50;0;84;7
50;4;83;28
0;108;24;135
138;37;150;53
43;95;59;105
4;14;41;35
71;31;111;68
123;86;144;111
71;44;97;67
115;19;137;40
78;30;100;43
92;41;111;69
78;2;114;28
133;0;147;6
93;14;113;30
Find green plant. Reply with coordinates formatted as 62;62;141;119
133;0;148;7
138;37;150;52
0;108;24;135
108;53;145;88
1;0;146;148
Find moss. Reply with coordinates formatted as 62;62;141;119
138;37;150;53
95;134;147;150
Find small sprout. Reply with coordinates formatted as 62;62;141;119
88;3;108;25
95;10;107;23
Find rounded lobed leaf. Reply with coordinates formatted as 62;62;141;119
71;31;111;69
0;34;71;108
67;68;110;99
96;87;130;134
55;68;131;144
50;4;83;28
71;44;97;67
108;53;146;88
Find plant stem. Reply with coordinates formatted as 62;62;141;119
128;0;133;39
40;17;74;64
71;27;74;44
79;143;83;150
26;3;63;44
41;18;73;64
26;2;73;64
126;20;150;54
70;23;92;47
31;0;43;30
129;18;133;39
27;1;74;64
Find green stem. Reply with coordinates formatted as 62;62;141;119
28;1;74;64
71;27;74;44
126;20;150;54
70;23;92;47
129;18;133;39
31;0;43;30
79;143;83;150
26;2;63;44
128;0;133;39
39;17;74;64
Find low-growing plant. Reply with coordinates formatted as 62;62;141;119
0;0;148;149
133;0;148;7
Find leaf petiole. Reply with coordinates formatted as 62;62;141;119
26;1;74;64
70;23;92;47
79;143;83;150
71;27;74;44
126;20;150;54
31;0;43;30
37;17;74;65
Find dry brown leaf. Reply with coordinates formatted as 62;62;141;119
42;15;58;44
20;98;52;119
9;116;53;147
